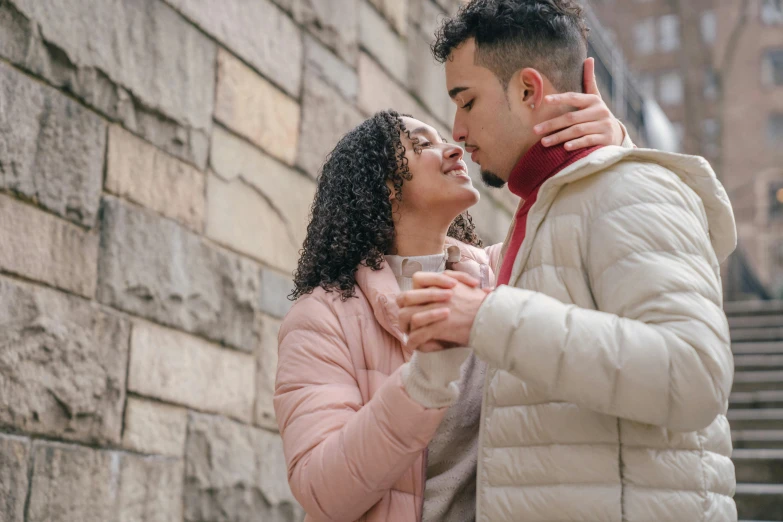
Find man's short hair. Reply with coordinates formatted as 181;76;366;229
432;0;590;93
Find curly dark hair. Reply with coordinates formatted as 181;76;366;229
290;110;482;301
432;0;589;92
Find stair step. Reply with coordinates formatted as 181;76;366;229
730;314;783;329
728;409;783;430
732;449;783;483
733;372;783;392
733;342;783;355
732;430;783;449
734;483;783;520
731;391;783;409
725;300;783;316
735;355;783;371
732;327;783;343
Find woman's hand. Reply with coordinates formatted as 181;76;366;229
533;57;626;151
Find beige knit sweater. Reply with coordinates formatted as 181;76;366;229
385;253;483;522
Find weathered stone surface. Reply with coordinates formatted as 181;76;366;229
0;0;214;169
360;2;408;85
409;0;447;38
304;34;358;102
273;0;358;64
106;126;205;232
297;73;364;178
369;0;409;35
122;396;188;458
0;61;106;227
255;314;281;430
215;49;301;166
27;441;183;522
165;0;303;98
358;52;438;122
0;434;29;522
407;26;454;126
128;321;255;423
0;194;99;298
208;126;315;272
0;277;129;444
185;413;303;522
259;268;294;319
97;196;262;352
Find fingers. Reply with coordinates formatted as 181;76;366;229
541;120;614;150
443;270;480;288
406;325;439;352
542;92;602;110
583;57;601;98
418;341;445;353
409;307;449;330
534;103;611;140
396;288;452;308
410;272;458;290
562;134;609;151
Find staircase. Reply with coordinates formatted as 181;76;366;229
726;300;783;521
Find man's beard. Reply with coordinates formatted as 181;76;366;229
481;170;506;188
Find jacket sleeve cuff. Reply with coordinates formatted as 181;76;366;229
401;348;472;408
618;120;636;149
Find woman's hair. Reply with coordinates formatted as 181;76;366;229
290;110;482;301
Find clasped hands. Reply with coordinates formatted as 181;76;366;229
396;271;492;353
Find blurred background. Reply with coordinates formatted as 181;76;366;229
0;0;780;521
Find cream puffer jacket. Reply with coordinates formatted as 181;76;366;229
468;146;738;522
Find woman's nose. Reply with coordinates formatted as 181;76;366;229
445;143;464;159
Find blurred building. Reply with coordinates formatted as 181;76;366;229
589;0;783;299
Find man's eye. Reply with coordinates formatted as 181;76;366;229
461;100;474;110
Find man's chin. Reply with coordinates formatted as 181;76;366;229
481;170;507;188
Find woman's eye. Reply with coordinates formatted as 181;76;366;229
419;141;432;147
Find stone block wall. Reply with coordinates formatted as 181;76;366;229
0;0;513;520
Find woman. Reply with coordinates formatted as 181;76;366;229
274;93;628;520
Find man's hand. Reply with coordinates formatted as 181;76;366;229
397;271;489;351
533;57;625;150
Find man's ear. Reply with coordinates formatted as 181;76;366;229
513;68;545;111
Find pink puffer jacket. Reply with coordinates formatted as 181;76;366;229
274;240;500;522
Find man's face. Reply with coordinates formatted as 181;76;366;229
446;39;534;187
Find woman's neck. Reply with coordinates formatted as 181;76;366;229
392;217;450;257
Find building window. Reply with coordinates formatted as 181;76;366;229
704;68;719;99
634;18;656;56
659;71;684;105
702;118;720;157
762;48;783;87
700;10;717;44
768;113;783;146
761;0;783;25
659;15;681;52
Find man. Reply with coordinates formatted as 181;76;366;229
398;1;738;521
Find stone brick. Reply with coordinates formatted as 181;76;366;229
297;73;364;177
208;126;315;272
97;196;262;352
185;413;303;522
0;434;29;522
255;314;281;430
0;195;99;298
259;268;295;319
106;126;205;232
1;0;215;169
0;276;129;444
215;49;301;166
358;52;438;122
27;441;183;522
165;0;303;97
409;0;447;38
407;26;455;127
273;0;359;64
0;61;106;227
122;396;188;458
369;0;409;36
128;321;255;423
360;2;408;85
304;34;358;102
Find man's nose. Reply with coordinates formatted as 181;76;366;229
452;112;467;144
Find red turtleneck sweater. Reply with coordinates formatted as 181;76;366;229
496;141;604;286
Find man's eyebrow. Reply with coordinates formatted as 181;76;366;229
448;86;469;99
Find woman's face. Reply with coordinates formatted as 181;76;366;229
395;117;480;220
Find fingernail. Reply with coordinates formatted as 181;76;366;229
541;137;551;145
545;95;554;102
534;125;542;133
565;142;573;150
